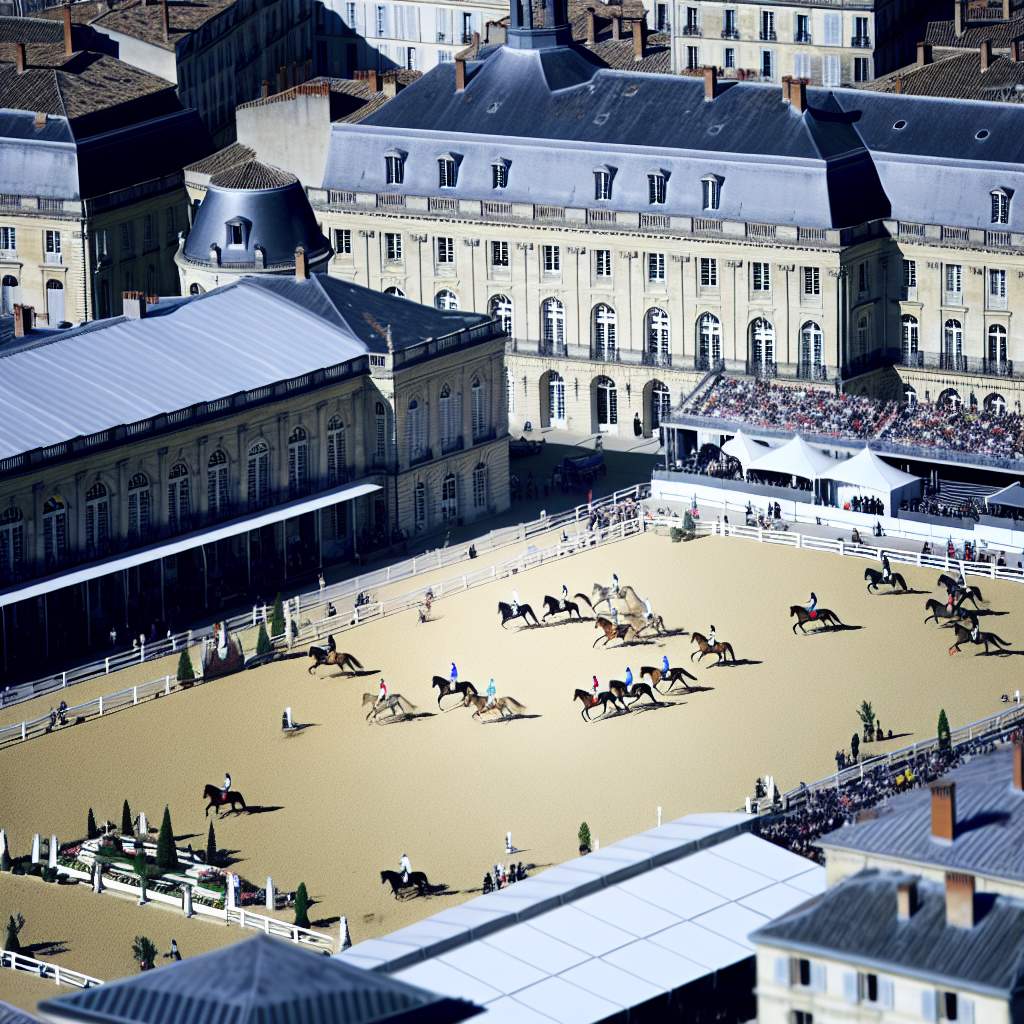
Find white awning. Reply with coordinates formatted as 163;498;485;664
748;434;834;481
817;447;920;491
720;430;768;469
987;482;1024;510
0;481;380;608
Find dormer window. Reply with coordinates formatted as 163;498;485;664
702;174;722;211
648;171;667;205
991;188;1011;225
385;151;405;185
228;223;243;246
594;166;612;202
438;155;458;188
492;159;509;189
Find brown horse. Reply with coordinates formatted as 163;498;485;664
609;680;659;706
462;693;528;720
864;568;909;592
572;688;627;721
789;606;844;634
593;616;637;648
307;647;363;675
203;784;247;817
924;599;970;625
361;692;417;722
431;676;478;708
948;622;1012;655
641;665;697;691
690;632;736;664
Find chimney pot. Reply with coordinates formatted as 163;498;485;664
703;65;718;101
382;72;397;97
917;41;932;66
12;304;33;337
1011;38;1023;62
454;56;466;91
981;38;993;71
62;3;73;56
611;14;621;40
122;291;146;320
585;8;596;43
15;42;26;74
295;246;308;282
366;68;379;92
896;879;918;920
945;872;976;929
632;15;647;61
955;0;964;37
791;78;807;112
161;0;169;42
931;781;956;843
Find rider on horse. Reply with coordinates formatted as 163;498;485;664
450;662;458;694
561;584;569;610
611;573;620;597
707;625;717;647
624;666;634;691
486;678;497;708
643;597;653;625
377;679;388;704
591;675;600;706
511;591;520;617
970;619;981;643
881;553;891;583
327;634;336;653
222;772;231;800
661;653;670;675
804;592;818;620
400;853;411;884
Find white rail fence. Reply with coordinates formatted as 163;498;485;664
1;485;647;710
0;950;102;990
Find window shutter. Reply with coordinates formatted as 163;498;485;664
959;997;974;1024
810;962;827;992
878;977;894;1009
843;972;859;1003
921;991;938;1021
824;12;840;45
774;957;791;987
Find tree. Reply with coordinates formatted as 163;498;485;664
857;701;876;741
131;935;158;972
206;822;217;866
1;842;11;872
270;594;286;638
294;882;310;928
121;799;133;837
156;806;178;873
176;649;195;684
133;848;148;881
255;624;272;657
937;708;952;751
3;913;24;953
578;821;592;854
87;808;98;840
851;733;860;762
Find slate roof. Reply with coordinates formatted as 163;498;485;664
925;15;1024;49
39;934;478;1024
753;870;1024;997
210;158;296;190
865;51;1024;101
185;139;255;178
0;1002;40;1024
90;0;236;50
0;15;63;43
819;745;1024;885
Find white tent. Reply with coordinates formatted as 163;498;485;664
721;430;768;470
987;482;1024;511
818;447;921;513
748;434;834;482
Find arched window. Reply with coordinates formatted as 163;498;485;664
327;416;346;483
384;286;406;298
1;274;17;314
189;283;204;295
374;401;387;462
944;319;964;369
901;314;919;363
856;316;868;356
985;392;1007;416
167;463;191;531
750;317;775;374
288;426;308;496
542;298;565;352
473;463;488;509
435;288;458;311
646;308;670;363
127;473;151;537
471;376;488;441
988;323;1008;371
84;481;110;551
406;398;426;462
701;174;721;211
939;387;962;411
650;380;671;429
247;441;270;508
489;294;512;336
413;480;427;530
548;372;566;425
438;155;457;188
46;278;64;325
506;368;516;417
0;506;24;578
439;384;461;452
992;188;1011;225
697;312;722;368
800;321;824;379
592;303;617;360
207;450;229;517
595;375;618;430
441;473;459;521
42;496;66;566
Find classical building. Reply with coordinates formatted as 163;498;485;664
0;263;508;670
0;12;209;324
652;0;933;86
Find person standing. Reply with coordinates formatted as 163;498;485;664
318;572;326;595
167;939;181;961
399;853;411;884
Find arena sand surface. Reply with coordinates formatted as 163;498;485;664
2;529;1021;1010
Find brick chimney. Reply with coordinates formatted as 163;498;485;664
454;56;466;91
295;246;308;282
930;781;956;843
382;72;398;97
161;0;169;42
632;14;647;60
703;65;718;101
917;41;932;65
14;42;26;75
12;304;33;337
790;77;807;112
1012;38;1024;62
980;38;993;71
611;14;621;40
896;878;919;920
945;872;976;929
62;3;73;56
894;74;903;93
1013;740;1024;790
955;0;964;37
585;7;596;43
364;68;379;92
122;291;146;319
1004;0;1011;19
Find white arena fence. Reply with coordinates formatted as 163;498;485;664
0;500;647;749
1;485;648;711
0;950;102;990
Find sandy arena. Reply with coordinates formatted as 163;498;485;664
2;528;1021;1010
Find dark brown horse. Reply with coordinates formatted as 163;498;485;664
203;784;247;817
542;594;590;621
497;601;540;627
572;688;627;721
924;599;970;624
690;632;736;664
307;647;363;675
380;869;432;898
789;606;844;633
864;568;909;592
641;665;697;691
593;616;637;648
937;575;984;608
948;622;1012;655
609;680;659;706
431;675;478;708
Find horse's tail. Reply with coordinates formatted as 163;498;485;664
236;792;246;810
725;643;736;661
575;593;594;610
974;586;985;602
347;654;363;669
399;695;418;712
989;633;1012;647
504;697;527;710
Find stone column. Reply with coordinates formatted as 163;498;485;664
225;871;236;910
92;861;103;893
265;876;275;911
339;916;351;951
48;835;58;870
182;883;193;918
30;833;40;864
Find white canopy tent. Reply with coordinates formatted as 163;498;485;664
987;482;1024;511
748;434;834;484
721;430;769;470
817;447;921;514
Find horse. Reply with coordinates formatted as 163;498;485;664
864;568;909;592
593;616;637;648
541;594;589;621
572;688;627;721
590;583;620;612
361;692;417;722
431;676;478;708
497;601;540;627
203;784;247;818
307;647;363;675
924;599;971;625
635;614;667;637
789;606;844;634
616;585;649;616
690;632;736;664
380;869;432;899
948;622;1012;656
641;665;697;692
936;574;985;609
462;693;528;720
609;680;659;706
